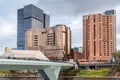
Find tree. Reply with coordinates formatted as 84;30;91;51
111;51;120;72
111;51;120;63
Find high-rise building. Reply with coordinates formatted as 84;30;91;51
17;4;50;50
25;24;71;61
83;10;116;62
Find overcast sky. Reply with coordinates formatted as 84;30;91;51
0;0;120;54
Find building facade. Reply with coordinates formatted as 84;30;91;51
74;46;83;53
78;47;83;53
71;49;84;62
73;47;79;52
25;24;71;61
83;10;116;62
17;4;50;50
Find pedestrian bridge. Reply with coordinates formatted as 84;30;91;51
0;59;74;80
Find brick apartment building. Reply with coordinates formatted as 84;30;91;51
83;10;116;62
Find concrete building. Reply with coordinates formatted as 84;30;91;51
83;10;116;62
25;24;71;61
71;49;84;62
78;47;83;53
17;4;50;50
73;47;79;52
74;46;83;53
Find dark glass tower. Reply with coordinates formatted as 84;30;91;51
17;4;50;50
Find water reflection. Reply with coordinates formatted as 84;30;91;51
0;78;44;80
59;77;120;80
0;77;120;80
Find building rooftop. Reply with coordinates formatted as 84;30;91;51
1;50;49;61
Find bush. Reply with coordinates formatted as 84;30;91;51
61;68;81;76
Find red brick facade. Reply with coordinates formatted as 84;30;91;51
83;10;116;62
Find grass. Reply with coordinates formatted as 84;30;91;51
76;68;110;77
0;70;11;74
0;70;12;76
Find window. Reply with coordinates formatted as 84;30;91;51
93;16;96;23
34;35;38;37
99;41;101;56
99;23;101;39
99;14;101;22
94;41;96;56
42;31;47;34
94;24;96;39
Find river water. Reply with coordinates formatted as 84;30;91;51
59;77;120;80
0;77;120;80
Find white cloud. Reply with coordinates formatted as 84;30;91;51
50;15;83;48
0;37;16;55
0;18;16;37
114;5;120;50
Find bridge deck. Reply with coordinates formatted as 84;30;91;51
0;59;74;70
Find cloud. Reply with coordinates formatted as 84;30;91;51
0;18;16;37
49;15;83;48
114;5;120;50
0;17;17;54
37;0;120;16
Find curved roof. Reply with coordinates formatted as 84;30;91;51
2;50;49;61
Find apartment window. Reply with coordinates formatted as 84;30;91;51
34;35;38;37
42;31;47;34
99;41;101;56
99;23;101;39
93;16;96;23
99;14;101;22
94;41;96;56
34;44;38;46
94;24;96;39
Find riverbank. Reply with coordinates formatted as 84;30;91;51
0;70;40;77
0;66;120;78
59;76;120;80
61;67;120;78
76;68;110;77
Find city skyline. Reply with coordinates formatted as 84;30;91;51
0;0;120;53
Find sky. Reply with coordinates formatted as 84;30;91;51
0;0;120;54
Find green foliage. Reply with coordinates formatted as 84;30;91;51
0;70;12;76
113;65;120;72
76;68;110;77
0;70;11;74
62;68;81;76
111;51;120;63
111;51;120;73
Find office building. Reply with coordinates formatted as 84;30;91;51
17;4;50;50
25;24;71;61
83;10;116;62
